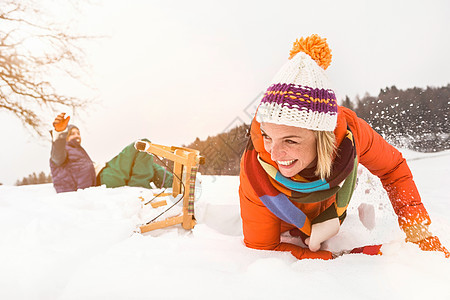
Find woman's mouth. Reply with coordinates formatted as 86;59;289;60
277;159;297;167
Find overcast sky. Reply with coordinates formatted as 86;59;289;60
1;0;449;185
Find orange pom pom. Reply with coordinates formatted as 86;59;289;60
289;34;332;70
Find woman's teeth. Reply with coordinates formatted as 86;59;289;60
277;159;295;166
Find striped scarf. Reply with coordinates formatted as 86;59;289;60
242;126;357;236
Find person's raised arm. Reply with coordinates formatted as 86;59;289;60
50;113;70;166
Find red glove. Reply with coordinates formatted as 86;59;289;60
403;223;449;258
350;244;382;255
415;236;450;258
53;113;70;132
288;228;332;260
331;244;382;258
299;248;333;260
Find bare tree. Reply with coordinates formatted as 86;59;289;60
0;0;94;136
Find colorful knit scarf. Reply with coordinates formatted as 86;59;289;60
242;126;358;236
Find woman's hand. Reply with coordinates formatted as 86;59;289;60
404;223;449;258
53;113;70;132
305;217;340;252
415;236;450;258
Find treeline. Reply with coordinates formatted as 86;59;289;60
342;84;449;152
186;84;449;175
16;171;52;186
185;125;249;175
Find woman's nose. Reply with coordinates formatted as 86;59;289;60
270;143;285;161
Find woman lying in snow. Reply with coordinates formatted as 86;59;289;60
239;34;449;259
49;113;172;193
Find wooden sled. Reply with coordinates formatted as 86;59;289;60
134;140;205;233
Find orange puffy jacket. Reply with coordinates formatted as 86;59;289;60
239;106;430;260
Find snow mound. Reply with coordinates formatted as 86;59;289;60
0;150;449;299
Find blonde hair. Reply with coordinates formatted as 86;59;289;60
314;131;336;179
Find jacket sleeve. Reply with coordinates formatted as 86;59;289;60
343;108;431;229
50;129;68;166
239;170;332;260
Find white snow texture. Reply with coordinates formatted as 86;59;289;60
0;150;449;300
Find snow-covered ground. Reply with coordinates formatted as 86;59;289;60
1;150;449;300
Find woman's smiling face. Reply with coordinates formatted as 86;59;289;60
260;122;317;178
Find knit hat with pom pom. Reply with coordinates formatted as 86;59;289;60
256;34;337;131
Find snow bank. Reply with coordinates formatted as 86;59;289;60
0;150;449;299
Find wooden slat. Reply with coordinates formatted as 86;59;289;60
139;141;203;164
146;144;189;165
153;192;172;197
150;200;167;208
182;151;196;229
139;215;183;233
182;216;196;230
172;161;183;197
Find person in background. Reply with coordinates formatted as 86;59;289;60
50;113;96;193
50;113;172;193
239;34;449;260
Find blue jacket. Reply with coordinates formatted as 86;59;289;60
49;130;96;193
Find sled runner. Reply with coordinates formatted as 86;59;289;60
134;140;204;233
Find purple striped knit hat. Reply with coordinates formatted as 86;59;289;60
256;34;338;131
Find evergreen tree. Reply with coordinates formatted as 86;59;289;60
341;96;355;110
15;171;52;185
38;171;47;184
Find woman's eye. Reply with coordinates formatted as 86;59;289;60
285;140;297;144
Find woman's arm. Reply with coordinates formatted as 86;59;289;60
345;108;430;229
342;107;448;257
239;173;332;260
